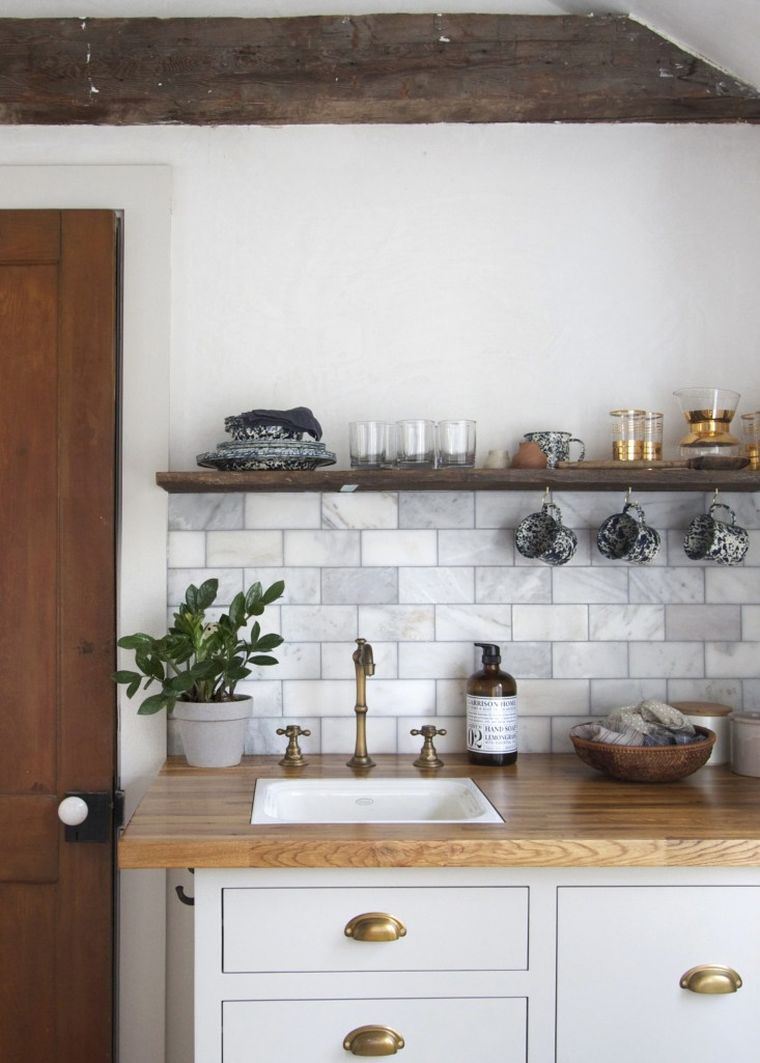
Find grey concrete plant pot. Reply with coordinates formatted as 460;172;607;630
173;697;252;767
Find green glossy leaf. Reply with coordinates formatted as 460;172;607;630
113;669;141;684
254;633;284;652
244;581;263;611
250;655;278;667
184;583;199;611
197;578;219;610
228;592;246;629
137;693;169;716
117;633;154;651
261;579;285;605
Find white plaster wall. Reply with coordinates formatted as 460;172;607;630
2;124;760;475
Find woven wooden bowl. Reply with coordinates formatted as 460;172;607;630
569;725;716;783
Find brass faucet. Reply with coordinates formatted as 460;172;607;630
347;637;376;770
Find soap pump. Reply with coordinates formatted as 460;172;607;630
466;642;518;767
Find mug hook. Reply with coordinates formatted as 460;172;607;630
625;486;633;505
543;485;552;504
712;487;720;507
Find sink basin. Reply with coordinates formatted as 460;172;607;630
251;777;503;825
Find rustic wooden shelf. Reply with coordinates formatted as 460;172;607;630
157;468;760;494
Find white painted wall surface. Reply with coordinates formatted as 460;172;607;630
2;124;760;477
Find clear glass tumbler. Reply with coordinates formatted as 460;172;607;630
642;412;663;461
741;412;760;470
436;420;477;467
610;409;646;461
396;420;435;467
349;421;395;468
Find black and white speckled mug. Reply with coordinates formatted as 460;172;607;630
597;500;661;565
515;500;577;566
523;430;585;468
684;502;749;566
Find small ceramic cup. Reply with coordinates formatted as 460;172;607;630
597;500;661;565
683;502;749;565
515;501;577;565
522;430;585;468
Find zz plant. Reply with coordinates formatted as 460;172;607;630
114;577;284;715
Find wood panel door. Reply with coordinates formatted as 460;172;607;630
0;211;118;1062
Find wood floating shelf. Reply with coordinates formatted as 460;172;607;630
1;14;759;125
157;468;760;494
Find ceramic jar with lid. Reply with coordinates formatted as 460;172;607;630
670;701;732;766
730;713;760;777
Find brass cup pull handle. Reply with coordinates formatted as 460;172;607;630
344;912;407;942
343;1025;405;1056
680;964;743;994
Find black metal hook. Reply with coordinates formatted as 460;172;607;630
175;868;195;906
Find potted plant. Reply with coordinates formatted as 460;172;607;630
114;577;284;767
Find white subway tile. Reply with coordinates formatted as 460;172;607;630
323;568;398;605
625;492;703;530
245;492;321;529
705;642;760;679
435;604;511;641
545;492;615;529
436;679;467;716
706;569;760;604
743;606;760;641
501;643;552;679
399;642;474;679
667;678;742;709
438;529;513;566
589;605;664;641
666;604;741;641
168;531;205;568
322;642;398;680
553;642;628;678
518;716;552;753
249;642;321;681
206;530;283;567
629;568;704;604
362;530;437;566
710;493;760;530
244;567;320;605
629;641;704;678
400;492;474;529
282;680;354;716
168;493;243;530
246;717;321;755
476;567;551;604
322;716;397;754
518;679;590;716
397;717;466;754
513;605;587;642
234;679;283;717
281;605;357;642
475;491;542;529
369;679;437;716
167;567;243;606
553;568;628;604
359;605;434;641
399;567;474;604
590;678;667;713
284;530;361;567
322;492;398;530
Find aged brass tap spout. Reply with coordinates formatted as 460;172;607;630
347;637;376;770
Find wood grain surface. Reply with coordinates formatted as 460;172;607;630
1;15;759;126
118;755;760;870
156;468;760;494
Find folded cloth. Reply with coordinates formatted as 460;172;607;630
235;407;323;440
571;700;702;748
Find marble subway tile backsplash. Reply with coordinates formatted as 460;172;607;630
166;490;760;758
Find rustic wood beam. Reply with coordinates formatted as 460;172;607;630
1;14;759;126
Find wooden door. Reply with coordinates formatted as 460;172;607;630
0;211;118;1062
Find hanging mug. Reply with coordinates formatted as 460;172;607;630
597;499;661;565
515;499;577;566
684;502;749;566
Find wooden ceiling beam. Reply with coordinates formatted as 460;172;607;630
1;14;759;125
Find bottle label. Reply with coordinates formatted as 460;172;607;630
466;695;518;754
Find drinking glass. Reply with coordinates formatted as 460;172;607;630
349;421;395;468
610;409;646;461
741;412;760;470
436;420;477;467
396;420;435;467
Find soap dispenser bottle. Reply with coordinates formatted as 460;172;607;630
466;642;518;766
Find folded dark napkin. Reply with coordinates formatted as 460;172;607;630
235;407;322;441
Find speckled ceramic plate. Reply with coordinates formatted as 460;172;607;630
197;440;336;471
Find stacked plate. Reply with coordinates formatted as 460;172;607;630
197;439;336;471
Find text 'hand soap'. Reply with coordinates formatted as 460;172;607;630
466;642;518;767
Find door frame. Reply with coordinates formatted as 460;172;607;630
0;166;171;1063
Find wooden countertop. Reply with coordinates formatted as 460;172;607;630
118;754;760;870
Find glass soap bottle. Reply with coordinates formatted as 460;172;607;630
466;642;518;767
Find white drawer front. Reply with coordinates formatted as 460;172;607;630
222;885;528;973
222;997;526;1063
557;886;760;1063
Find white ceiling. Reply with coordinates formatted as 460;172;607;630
6;0;760;90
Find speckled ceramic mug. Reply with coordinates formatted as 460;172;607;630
523;431;585;468
597;500;661;565
515;501;577;566
684;502;749;566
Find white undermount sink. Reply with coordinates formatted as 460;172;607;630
251;777;503;825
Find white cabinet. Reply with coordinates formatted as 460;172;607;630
195;867;760;1063
557;885;760;1063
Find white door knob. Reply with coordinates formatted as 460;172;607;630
58;795;89;827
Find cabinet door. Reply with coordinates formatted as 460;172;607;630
222;997;526;1063
557;886;760;1063
223;885;528;972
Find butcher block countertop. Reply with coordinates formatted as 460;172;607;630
118;754;760;870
